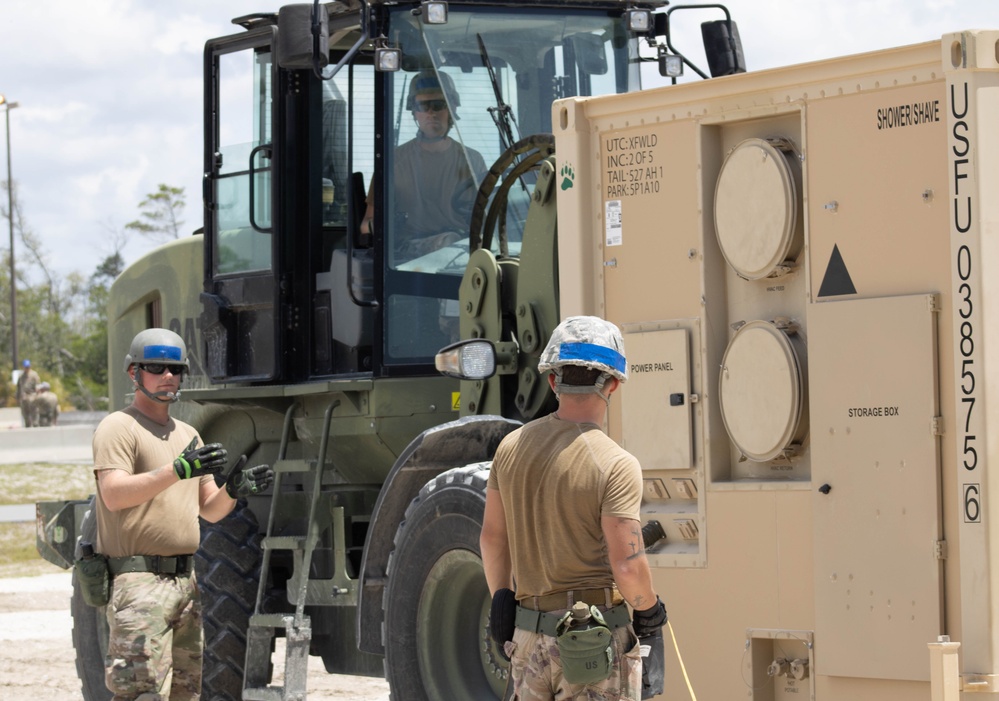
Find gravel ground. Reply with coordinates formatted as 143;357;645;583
0;570;392;700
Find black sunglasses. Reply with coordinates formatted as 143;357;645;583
139;363;183;376
414;98;448;113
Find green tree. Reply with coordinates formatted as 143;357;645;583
125;183;186;243
56;252;123;411
0;178;87;406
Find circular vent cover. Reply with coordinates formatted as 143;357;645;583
719;320;807;462
714;138;801;280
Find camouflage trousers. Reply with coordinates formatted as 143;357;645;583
504;623;642;700
105;571;204;700
19;397;37;428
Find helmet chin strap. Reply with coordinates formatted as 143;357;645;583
133;368;181;403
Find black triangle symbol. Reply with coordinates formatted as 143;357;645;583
818;244;857;297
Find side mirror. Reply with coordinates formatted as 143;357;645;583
435;340;497;380
701;20;746;77
276;3;329;71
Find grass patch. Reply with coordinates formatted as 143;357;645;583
0;522;41;566
1;462;94;577
0;462;94;506
0;522;69;578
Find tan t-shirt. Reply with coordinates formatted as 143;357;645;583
488;413;643;600
92;406;211;557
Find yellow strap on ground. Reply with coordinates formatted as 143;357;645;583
668;620;697;701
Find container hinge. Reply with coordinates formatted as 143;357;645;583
935;540;948;560
931;416;944;436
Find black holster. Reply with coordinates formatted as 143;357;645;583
640;627;665;699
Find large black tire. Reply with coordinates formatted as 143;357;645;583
383;463;508;701
70;503;263;701
71;572;112;701
196;503;264;701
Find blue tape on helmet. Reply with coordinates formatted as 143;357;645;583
144;344;183;362
558;342;626;374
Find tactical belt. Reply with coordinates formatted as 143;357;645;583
520;588;624;612
515;602;631;638
108;554;194;577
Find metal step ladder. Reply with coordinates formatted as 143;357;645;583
242;398;353;701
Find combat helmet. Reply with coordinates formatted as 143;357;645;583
538;316;627;396
124;328;189;403
406;69;461;118
123;328;190;374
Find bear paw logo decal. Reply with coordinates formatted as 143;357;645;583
560;163;575;191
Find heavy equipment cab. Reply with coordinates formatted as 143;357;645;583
201;1;655;383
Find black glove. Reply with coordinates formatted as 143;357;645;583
173;437;228;480
489;588;517;658
632;596;667;638
224;454;275;498
640;626;665;699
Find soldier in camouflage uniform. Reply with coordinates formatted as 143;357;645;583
35;382;59;426
481;316;668;700
93;328;273;700
15;358;40;427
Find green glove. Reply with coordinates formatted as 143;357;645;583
173;437;228;480
225;455;275;498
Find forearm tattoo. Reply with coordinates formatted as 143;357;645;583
625;522;644;560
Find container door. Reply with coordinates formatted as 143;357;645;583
810;293;944;681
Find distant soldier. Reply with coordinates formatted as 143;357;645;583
15;359;40;428
35;382;60;427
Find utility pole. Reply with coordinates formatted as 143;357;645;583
1;95;18;374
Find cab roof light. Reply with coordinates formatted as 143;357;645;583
625;8;652;33
420;2;448;25
659;48;683;78
374;36;401;72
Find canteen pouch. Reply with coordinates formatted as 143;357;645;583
556;605;614;685
75;551;110;608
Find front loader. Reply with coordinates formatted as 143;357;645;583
35;2;745;700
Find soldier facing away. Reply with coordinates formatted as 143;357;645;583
480;316;668;700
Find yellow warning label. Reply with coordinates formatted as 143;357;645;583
451;392;461;411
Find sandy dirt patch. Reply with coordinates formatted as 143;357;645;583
0;571;391;700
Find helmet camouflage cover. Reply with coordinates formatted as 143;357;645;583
538;316;628;392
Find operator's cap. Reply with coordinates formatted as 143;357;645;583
38;382;50;392
22;359;30;368
406;70;460;117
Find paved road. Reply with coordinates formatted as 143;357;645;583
0;407;103;523
0;505;34;522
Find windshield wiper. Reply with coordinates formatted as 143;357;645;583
476;33;519;153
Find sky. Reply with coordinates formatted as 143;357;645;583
0;0;995;283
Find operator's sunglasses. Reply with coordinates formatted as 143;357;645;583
140;363;184;376
414;99;448;113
